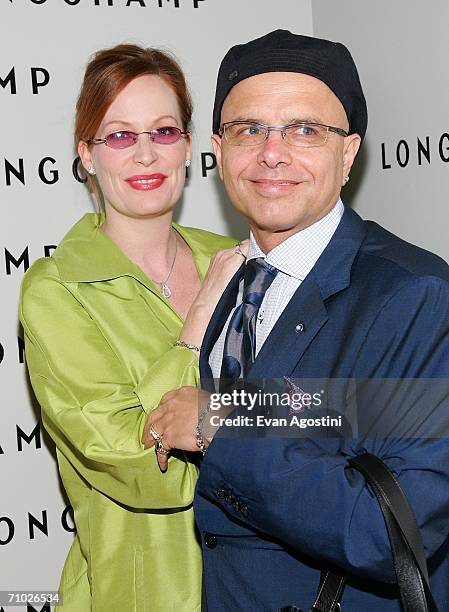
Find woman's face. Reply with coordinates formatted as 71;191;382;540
79;74;191;221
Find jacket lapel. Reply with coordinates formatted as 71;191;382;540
200;263;245;381
251;207;367;378
200;207;367;382
249;272;328;378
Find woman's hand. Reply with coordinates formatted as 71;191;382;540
179;240;248;348
142;387;211;472
191;239;248;314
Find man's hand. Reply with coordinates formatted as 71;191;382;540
142;387;211;472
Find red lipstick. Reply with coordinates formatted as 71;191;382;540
125;173;167;191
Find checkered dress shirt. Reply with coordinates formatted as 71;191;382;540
209;198;344;378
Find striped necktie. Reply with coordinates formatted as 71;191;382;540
220;257;278;386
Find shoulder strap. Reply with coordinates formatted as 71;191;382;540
310;565;346;612
349;454;428;580
311;453;438;612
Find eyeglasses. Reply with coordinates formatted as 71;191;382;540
219;121;348;148
89;127;189;149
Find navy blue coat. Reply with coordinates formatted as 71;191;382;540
195;207;449;612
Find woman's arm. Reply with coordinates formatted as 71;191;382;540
177;240;248;349
20;256;198;510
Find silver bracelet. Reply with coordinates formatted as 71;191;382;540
195;397;212;455
195;425;207;455
174;339;201;353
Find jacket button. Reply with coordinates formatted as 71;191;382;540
241;505;249;517
225;493;236;505
204;533;218;549
216;487;225;499
233;500;241;512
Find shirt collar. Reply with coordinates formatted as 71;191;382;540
247;198;344;280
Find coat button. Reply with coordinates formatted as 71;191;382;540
241;505;249;517
216;487;225;499
233;500;241;512
204;533;218;549
225;493;236;505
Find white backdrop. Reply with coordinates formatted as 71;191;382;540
0;1;313;608
2;1;448;609
313;0;449;262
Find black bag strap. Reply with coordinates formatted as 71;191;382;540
348;454;437;611
350;454;429;581
310;453;438;612
310;565;346;612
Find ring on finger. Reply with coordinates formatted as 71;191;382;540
234;242;245;257
156;439;170;455
149;425;162;443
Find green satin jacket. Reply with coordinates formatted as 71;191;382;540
19;213;235;612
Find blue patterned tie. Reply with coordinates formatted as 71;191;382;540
220;257;278;385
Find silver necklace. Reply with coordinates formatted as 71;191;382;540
152;231;178;299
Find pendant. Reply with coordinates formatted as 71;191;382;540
160;283;172;299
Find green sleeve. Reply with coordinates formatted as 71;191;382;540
135;345;199;414
19;257;198;510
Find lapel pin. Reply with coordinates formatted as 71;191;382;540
295;323;305;333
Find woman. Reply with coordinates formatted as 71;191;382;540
19;44;245;611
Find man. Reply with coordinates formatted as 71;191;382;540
145;30;449;610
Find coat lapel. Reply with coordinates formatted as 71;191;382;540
249;272;328;378
250;207;367;378
200;263;245;381
200;206;367;382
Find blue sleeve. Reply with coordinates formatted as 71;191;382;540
197;276;449;583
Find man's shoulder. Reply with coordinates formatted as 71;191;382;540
359;219;449;284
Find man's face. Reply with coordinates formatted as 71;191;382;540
212;72;361;250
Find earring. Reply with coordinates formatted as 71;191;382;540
343;175;350;186
87;166;96;176
185;159;191;168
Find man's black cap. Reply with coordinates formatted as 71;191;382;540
212;29;367;140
